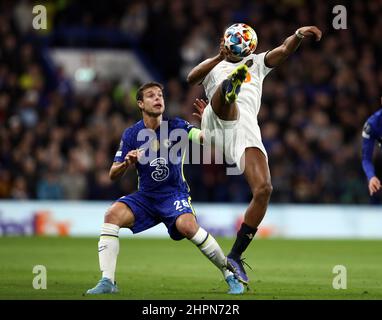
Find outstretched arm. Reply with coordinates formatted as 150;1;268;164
265;26;322;68
187;40;228;85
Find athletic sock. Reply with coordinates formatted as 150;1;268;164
190;227;233;279
228;223;258;260
98;223;120;283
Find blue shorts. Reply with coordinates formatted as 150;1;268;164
116;191;196;240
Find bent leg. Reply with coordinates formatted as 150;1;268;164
242;147;272;228
98;202;135;284
210;64;248;121
227;147;272;284
176;214;230;276
87;201;136;294
211;84;239;121
176;213;243;294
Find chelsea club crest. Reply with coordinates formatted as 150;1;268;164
150;139;172;151
163;139;172;148
150;139;160;152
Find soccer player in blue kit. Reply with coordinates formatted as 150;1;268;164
86;82;243;295
362;97;382;196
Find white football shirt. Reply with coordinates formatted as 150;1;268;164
201;52;273;168
202;51;272;118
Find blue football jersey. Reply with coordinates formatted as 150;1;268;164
362;108;382;181
114;118;195;194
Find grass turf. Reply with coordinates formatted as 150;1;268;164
0;237;381;300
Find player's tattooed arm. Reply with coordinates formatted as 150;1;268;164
109;149;143;180
265;26;322;68
187;39;228;85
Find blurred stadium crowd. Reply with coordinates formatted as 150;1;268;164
1;0;382;203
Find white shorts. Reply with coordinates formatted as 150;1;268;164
201;103;268;172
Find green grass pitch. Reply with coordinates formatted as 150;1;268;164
1;237;381;300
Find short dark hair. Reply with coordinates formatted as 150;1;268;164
136;82;164;102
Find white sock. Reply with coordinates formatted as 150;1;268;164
190;227;233;279
98;223;120;283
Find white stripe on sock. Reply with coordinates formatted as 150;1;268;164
101;223;120;237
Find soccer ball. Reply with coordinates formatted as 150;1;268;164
224;23;258;58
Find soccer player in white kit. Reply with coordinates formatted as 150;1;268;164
187;25;322;285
